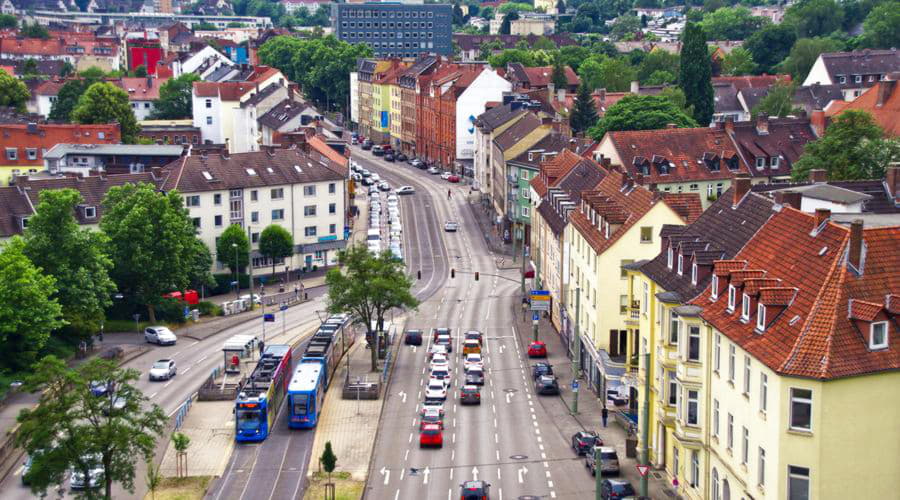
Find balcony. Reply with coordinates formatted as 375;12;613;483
508;173;518;185
625;301;641;326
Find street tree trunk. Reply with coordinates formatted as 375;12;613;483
147;303;156;324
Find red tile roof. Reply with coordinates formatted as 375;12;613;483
117;76;169;101
660;192;703;223
712;74;788;91
694;208;900;379
826;80;900;137
520;66;580;88
0;123;120;167
530;149;589;198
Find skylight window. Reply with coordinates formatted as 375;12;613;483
266;167;274;173
294;165;302;173
202;171;213;181
246;168;257;176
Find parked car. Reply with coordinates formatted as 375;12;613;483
459;385;481;405
149;359;177;381
444;221;459;232
372;145;385;156
535;375;560;395
460;480;491;500
599;478;635;499
405;329;423;345
90;380;114;397
586;446;621;476
571;431;601;456
144;326;177;345
440;172;452;180
532;362;553;379
396;153;408;162
527;341;547;358
427;166;440;175
378;181;391;191
396;186;415;195
361;141;373;150
69;454;104;489
447;175;461;183
419;424;443;448
384;153;395;162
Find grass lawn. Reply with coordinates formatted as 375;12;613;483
144;476;212;500
303;471;364;500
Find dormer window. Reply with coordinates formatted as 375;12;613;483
677;254;683;275
727;285;736;311
84;206;96;219
667;247;673;269
755;157;765;170
838;75;846;84
741;294;750;320
711;275;719;299
854;75;862;83
756;303;766;331
870;321;888;350
691;263;697;285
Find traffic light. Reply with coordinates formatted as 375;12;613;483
475;272;479;281
451;268;456;279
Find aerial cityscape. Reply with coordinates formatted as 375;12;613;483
0;0;896;498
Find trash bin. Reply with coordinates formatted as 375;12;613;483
192;309;200;321
626;437;638;458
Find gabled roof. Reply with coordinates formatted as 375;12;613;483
511;133;574;169
725;117;817;178
530;148;584;198
116;76;168;101
792;83;845;111
693;208;900;379
818;49;900;89
752;179;900;214
508;63;580;89
826;80;900;137
475;102;528;133
258;99;307;130
493;112;543;152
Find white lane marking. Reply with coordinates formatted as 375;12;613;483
544;464;550;470
408;433;413;444
173;351;182;357
451;449;455;461
382;467;390;485
548;480;554;488
494;433;498;444
394;490;400;500
541;452;547;459
399;391;407;403
190;341;199;346
423;466;430;484
499;488;503;500
497;468;501;480
148;392;158;399
539;444;544;451
496;449;500;461
182;366;191;375
164;380;173;388
550;492;556;498
197;354;208;363
452;433;456;443
404;449;409;461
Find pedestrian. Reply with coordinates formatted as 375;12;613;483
448;189;451;199
231;354;240;371
602;406;609;427
258;340;265;356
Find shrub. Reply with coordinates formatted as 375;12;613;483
212;273;250;295
196;301;221;317
154;297;188;324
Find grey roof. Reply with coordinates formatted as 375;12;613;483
43;144;185;159
714;82;743;113
555;158;606;204
493;113;542;152
775;183;873;204
476;102;527;133
751;180;900;214
258;99;308;130
793;83;844;111
509;133;574;168
819;49;900;89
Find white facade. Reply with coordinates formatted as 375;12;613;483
175;45;234;78
130;99;156;121
802;56;833;88
36;94;56;118
455;69;512;161
194;92;224;144
350;72;359;126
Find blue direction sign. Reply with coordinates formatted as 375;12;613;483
532;311;540;321
572;380;580;391
263;313;276;322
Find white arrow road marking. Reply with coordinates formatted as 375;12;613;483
399;391;407;403
506;392;513;404
381;467;390;485
423;466;431;484
472;467;479;481
518;466;528;483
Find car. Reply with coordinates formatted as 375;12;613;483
427;166;440;175
361;142;373;150
144;326;177;345
420;401;444;417
362;177;375;186
372;145;385;156
462;339;481;355
419;423;443;448
532;362;554;379
435;334;453;352
384;153;395;162
396;186;415;195
463;353;483;372
599;478;636;499
465;369;485;386
90;380;114;397
430;353;449;370
460;480;491;500
586;446;621;476
430;367;451;386
431;327;452;342
464;330;483;344
429;375;451;389
571;431;602;456
606;388;629;407
21;450;46;486
444;221;459;232
69;454;104;489
378;181;391;191
429;344;448;359
405;329;423;345
535;375;560;395
440;172;452;180
102;395;127;415
361;169;372;177
448;175;461;183
351;137;358;145
149;359;177;381
420;408;444;430
459;385;481;405
527;341;548;358
425;379;448;400
351;172;362;181
370;173;381;182
396;153;408;162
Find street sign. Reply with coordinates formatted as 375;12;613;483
530;290;550;299
532;311;540;322
572;380;579;392
637;465;650;477
264;313;276;322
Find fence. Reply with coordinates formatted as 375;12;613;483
172;393;197;431
197;365;243;401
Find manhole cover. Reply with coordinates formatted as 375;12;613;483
503;388;518;393
510;455;528;460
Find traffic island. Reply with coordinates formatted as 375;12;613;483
144;476;213;500
303;471;364;500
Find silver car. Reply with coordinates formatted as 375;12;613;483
144;326;176;345
70;455;103;489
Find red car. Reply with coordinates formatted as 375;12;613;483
447;175;460;183
527;341;547;358
419;424;443;448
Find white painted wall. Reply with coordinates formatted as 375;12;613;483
193;92;223;144
456;69;512;161
350;72;359;126
802;56;833;87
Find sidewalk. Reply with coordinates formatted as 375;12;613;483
465;190;514;259
509;303;679;499
306;317;405;481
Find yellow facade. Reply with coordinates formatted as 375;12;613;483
0;165;40;186
389;82;403;146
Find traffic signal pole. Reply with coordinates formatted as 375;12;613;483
571;287;580;415
640;351;650;498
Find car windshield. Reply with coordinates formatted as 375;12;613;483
614;483;636;495
152;362;169;369
236;410;261;429
468;371;483;378
422;428;440;436
601;451;618;460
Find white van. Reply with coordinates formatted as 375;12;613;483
367;228;381;241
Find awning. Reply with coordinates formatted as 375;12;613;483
296;239;348;254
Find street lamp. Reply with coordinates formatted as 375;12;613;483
232;243;239;302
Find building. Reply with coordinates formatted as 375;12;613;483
32;80;65;118
125;33;163;75
0;36;121;71
506;63;580;94
473;98;529;195
802;49;900;101
332;2;453;58
29;10;273;30
711;75;786;123
454;67;512;169
371;60;408;147
509;13;555;36
826;79;900;137
170;45;234;79
0;122;119;185
138;119;202;145
118;76;168;121
163;147;349;274
281;0;327;14
398;56;437;155
43;143;185;176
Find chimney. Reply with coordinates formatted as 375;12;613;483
875;80;895;108
732;173;751;206
809;169;827;183
886;164;900;199
756;113;769;135
774;190;802;209
146;75;152;88
811;110;827;137
814;208;831;230
630;81;639;94
724;115;734;134
557;87;565;103
634;172;644;185
848;219;863;272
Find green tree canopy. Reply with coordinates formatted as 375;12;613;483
133;65;148;78
16;356;166;499
71;82;141;144
784;0;845;38
570;81;599;135
49;78;96;122
20;22;49;39
23;189;115;338
499;11;520;35
532;36;558;51
700;6;769;40
778;37;845;81
151;73;201;119
751;81;801;119
645;70;676;85
637;49;680;84
679;23;715;125
258;224;293;278
0;14;17;28
744;23;797;74
611;15;641;40
551;57;569;89
558;45;593;72
498;2;533;14
0;69;30;112
216;224;250;275
0;238;64;371
100;183;203;323
792;109;899;180
721;47;757;76
861;1;900;49
326;244;418;371
578;56;637;92
588;94;699;141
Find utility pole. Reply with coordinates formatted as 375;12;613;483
533;248;540;343
640;351;650;498
594;444;603;500
247;226;255;311
571;287;580;415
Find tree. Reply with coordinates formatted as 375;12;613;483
610;15;641;40
721;47;757;76
659;86;694;117
325;244;418;371
637;49;680;83
23;189;116;338
151;73;201;119
784;0;845;38
792;110;899;180
570;82;599;135
20;22;49;39
146;459;162;500
259;225;293;280
15;356;166;499
558;45;592;72
0;239;64;371
578;56;636;92
49;80;91;122
532;36;557;51
556;0;565;13
320;441;337;498
700;6;769;40
778;37;844;81
71;82;141;144
551;57;569;90
499;11;519;35
588;94;699;140
751;81;801;118
21;58;39;77
101;183;203;323
645;70;676;85
59;61;75;78
0;69;30;112
861;1;900;49
0;14;16;28
679;23;715;126
216;224;251;276
133;65;148;78
452;3;465;25
172;432;191;477
744;23;797;74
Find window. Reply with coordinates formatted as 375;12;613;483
251;232;259;244
640;226;652;243
6;148;16;160
144;102;150;109
771;156;780;168
788;466;810;500
742;427;749;464
854;74;862;83
789;388;812;431
642;283;648;314
84;206;96;218
743;356;751;394
688;326;700;361
686;389;699;425
728;344;736;382
304;185;316;196
521;206;529;217
677;254;683;275
271;188;284;200
328;182;336;194
214;215;223;227
329;203;337;214
760;372;768;412
691;263;697;285
205;99;212;108
26;148;37;160
727;285;736;311
206;116;212;125
669;311;680;344
251;211;258;223
870;321;888;349
756;303;766;330
673;447;679;478
329;223;336;234
192;217;200;228
713;399;720;436
667;247;673;269
304;205;316;216
304;226;317;236
712;468;719;500
741;294;750;320
272;209;285;221
668;371;678;406
714;333;721;372
690;450;699;487
838;75;846;83
185;195;200;207
756;157;765;169
727;413;734;449
758;448;766;486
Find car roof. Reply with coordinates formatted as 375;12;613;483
155;359;171;363
539;375;556;382
462;385;478;390
423;408;441;416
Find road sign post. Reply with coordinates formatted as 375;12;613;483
594;445;602;500
281;304;288;336
571;379;579;415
